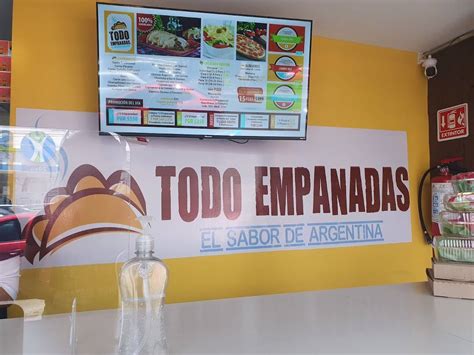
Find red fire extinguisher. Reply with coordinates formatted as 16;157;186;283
418;157;466;243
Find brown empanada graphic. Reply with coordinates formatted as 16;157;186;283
23;164;147;264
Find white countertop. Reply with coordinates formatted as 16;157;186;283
1;282;473;354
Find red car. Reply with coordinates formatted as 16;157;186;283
0;207;36;257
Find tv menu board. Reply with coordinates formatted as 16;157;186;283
97;3;312;139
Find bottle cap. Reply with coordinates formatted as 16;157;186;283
136;216;154;254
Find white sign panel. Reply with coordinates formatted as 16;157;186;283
15;110;412;268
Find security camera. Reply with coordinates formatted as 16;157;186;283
421;55;437;79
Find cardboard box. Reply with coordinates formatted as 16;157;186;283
0;40;11;56
0;87;10;103
0;56;11;72
0;72;10;87
432;258;474;282
427;269;474;300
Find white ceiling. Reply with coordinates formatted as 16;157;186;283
129;0;474;52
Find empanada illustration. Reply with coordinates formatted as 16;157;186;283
23;164;147;263
146;30;189;51
111;21;127;30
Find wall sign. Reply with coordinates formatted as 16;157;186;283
437;103;469;142
15;110;412;269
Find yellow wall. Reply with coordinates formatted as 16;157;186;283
11;0;430;314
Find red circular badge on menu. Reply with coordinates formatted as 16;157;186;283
137;14;155;33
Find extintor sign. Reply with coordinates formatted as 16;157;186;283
437;103;469;142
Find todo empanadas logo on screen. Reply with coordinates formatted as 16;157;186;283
104;11;135;54
23;164;147;264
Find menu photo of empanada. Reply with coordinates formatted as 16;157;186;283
23;164;147;264
137;13;201;57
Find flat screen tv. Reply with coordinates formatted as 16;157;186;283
97;3;312;139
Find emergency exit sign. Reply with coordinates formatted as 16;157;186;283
437;103;469;142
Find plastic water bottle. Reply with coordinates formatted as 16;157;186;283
118;217;168;355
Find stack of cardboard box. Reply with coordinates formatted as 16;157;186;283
427;258;474;299
0;40;11;104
